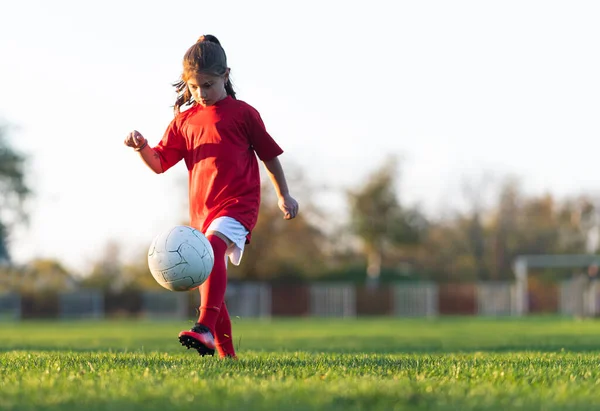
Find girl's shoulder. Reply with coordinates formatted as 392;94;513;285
173;104;200;121
225;97;256;111
223;98;262;120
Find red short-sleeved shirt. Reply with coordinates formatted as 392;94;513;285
153;96;283;242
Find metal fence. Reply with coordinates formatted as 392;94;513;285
559;278;600;317
393;282;438;317
59;290;104;319
142;291;188;319
476;282;516;316
9;280;600;319
310;283;356;318
225;282;271;318
0;293;21;320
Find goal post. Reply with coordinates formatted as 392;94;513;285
513;254;600;316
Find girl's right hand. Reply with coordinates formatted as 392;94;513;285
124;130;147;149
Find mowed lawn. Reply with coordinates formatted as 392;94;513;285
2;317;600;410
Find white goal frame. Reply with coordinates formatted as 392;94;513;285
513;254;600;315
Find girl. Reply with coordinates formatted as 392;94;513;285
124;34;299;359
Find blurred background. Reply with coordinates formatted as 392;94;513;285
1;0;600;321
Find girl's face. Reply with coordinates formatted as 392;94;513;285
186;71;229;107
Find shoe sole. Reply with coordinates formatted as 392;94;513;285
178;334;215;357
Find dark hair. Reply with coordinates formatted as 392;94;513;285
173;35;237;113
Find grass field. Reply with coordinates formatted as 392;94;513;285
2;317;600;410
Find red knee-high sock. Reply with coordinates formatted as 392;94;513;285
215;302;236;358
198;235;228;335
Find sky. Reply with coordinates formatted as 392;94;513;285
1;0;599;273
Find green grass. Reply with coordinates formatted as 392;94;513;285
2;317;600;410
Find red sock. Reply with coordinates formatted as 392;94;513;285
198;235;228;335
215;302;236;358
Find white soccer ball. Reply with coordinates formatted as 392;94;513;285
147;225;214;292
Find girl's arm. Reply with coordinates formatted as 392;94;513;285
124;130;163;174
263;157;299;220
137;144;163;174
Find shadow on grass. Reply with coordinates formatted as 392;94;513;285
1;386;599;411
3;334;600;354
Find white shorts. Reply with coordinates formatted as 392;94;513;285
205;216;249;266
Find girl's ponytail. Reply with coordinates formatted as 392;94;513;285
224;78;236;100
197;34;221;45
198;35;237;100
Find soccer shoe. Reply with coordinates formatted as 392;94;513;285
178;323;216;357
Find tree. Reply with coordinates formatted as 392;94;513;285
81;241;126;291
229;167;329;281
8;258;76;294
418;174;600;283
460;173;496;281
0;123;31;263
347;156;426;285
490;177;521;280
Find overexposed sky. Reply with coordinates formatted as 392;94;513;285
1;0;599;272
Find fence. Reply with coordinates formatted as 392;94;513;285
5;281;600;319
310;283;356;317
59;290;104;319
142;291;188;319
225;282;271;318
559;278;600;317
476;282;516;316
0;293;21;320
393;282;437;317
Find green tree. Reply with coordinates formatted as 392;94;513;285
419;176;596;283
11;259;76;293
0;123;31;263
119;246;163;291
230;168;328;281
490;177;521;280
488;179;590;280
347;156;426;285
81;241;126;291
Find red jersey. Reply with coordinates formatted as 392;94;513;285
153;96;283;242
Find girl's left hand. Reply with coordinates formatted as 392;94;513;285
278;194;299;220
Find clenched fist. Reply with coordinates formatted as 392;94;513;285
124;130;148;151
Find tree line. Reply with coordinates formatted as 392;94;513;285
1;124;598;293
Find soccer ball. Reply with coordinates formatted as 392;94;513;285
147;225;214;292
